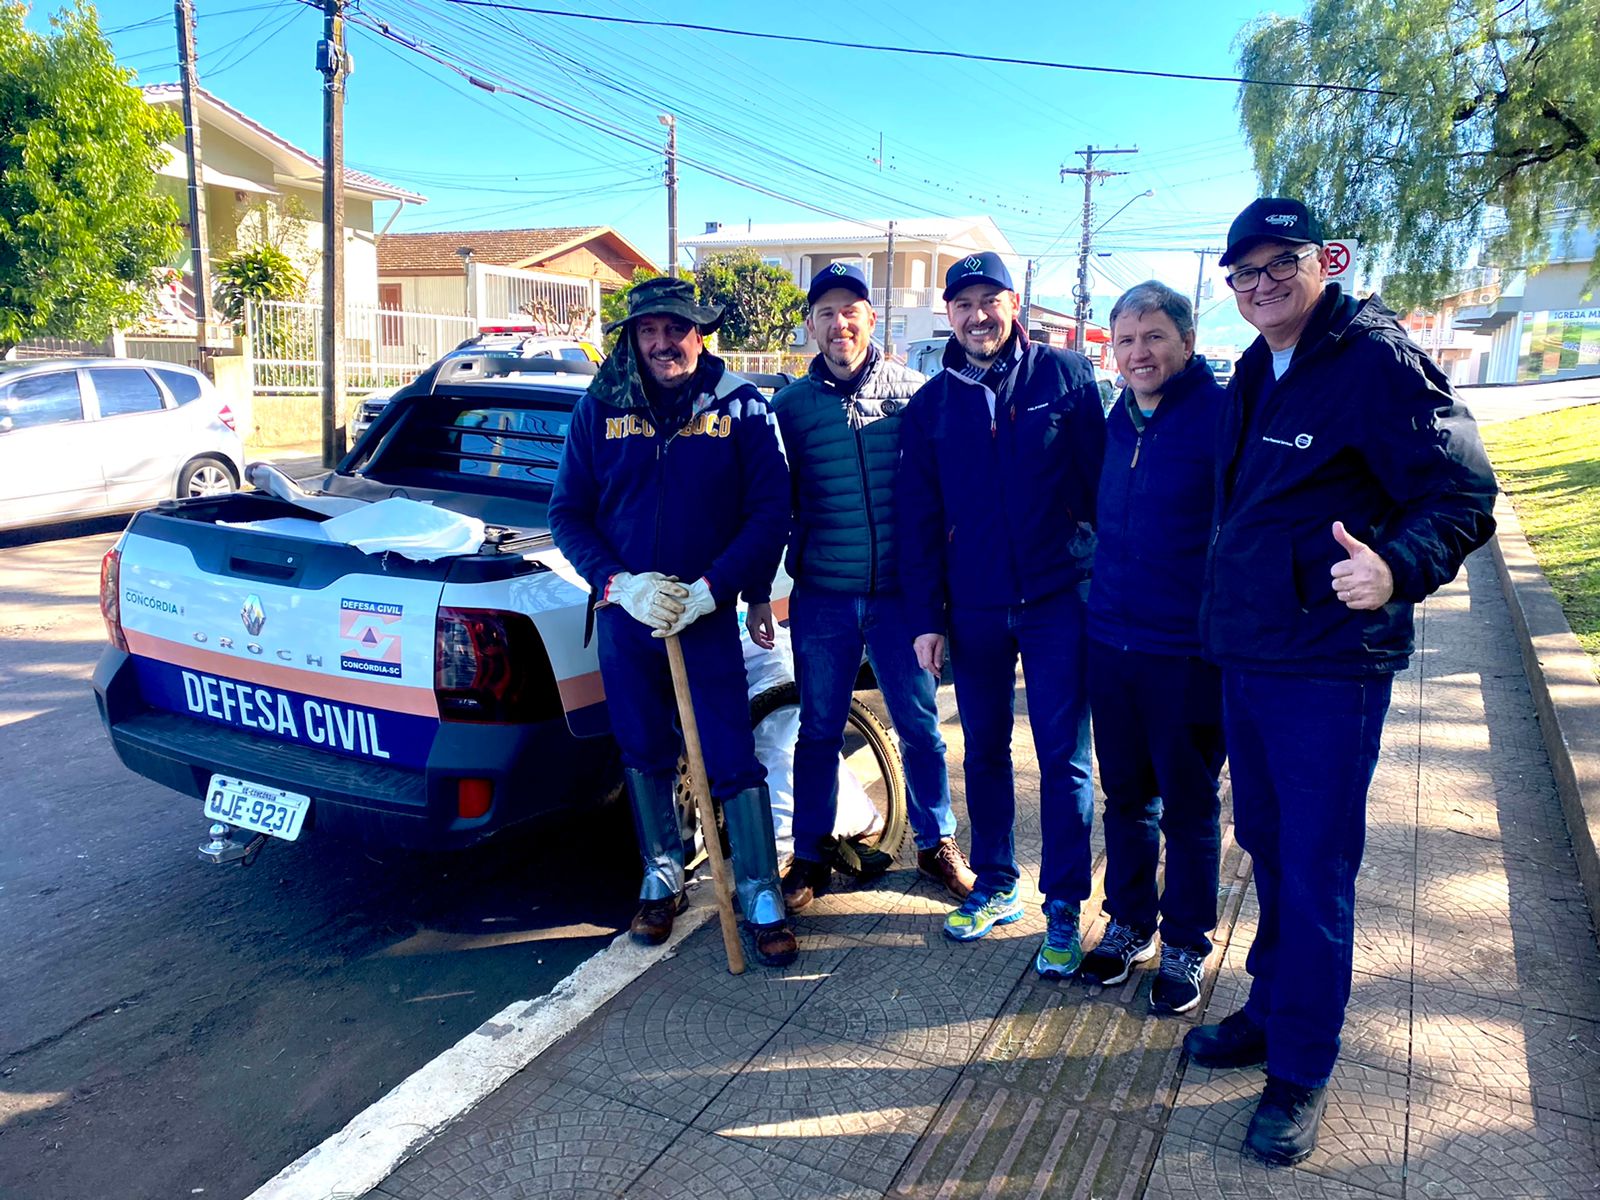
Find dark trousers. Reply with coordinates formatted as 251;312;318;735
595;605;763;798
1224;667;1393;1089
947;588;1094;903
1088;640;1225;952
790;583;954;862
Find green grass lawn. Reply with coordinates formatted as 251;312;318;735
1480;403;1600;666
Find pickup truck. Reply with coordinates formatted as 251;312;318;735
92;357;901;864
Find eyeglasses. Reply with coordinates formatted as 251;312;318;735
1225;245;1318;293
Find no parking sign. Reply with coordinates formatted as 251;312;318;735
1324;238;1359;281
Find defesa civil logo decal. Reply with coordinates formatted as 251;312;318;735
339;598;404;679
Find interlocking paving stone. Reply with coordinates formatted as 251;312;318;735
1146;1131;1388;1200
1404;1075;1600;1199
667;907;865;1024
379;1076;683;1200
625;1128;878;1200
1164;1060;1410;1197
692;1024;961;1190
520;973;784;1124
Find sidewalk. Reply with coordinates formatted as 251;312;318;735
360;547;1600;1200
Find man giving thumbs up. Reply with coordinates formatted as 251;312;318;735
1187;198;1498;1166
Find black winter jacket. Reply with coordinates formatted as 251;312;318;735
772;347;925;595
1201;284;1497;675
1089;354;1224;655
898;327;1106;634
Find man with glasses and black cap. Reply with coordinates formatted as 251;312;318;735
897;250;1106;976
1185;199;1497;1164
549;276;798;967
767;262;977;913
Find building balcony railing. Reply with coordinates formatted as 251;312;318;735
870;287;935;310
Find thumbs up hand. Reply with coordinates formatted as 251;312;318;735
1329;521;1395;610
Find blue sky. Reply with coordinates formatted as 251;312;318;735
70;0;1298;351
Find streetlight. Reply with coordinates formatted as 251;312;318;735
1093;188;1155;238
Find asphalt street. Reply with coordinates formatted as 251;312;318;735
0;517;641;1200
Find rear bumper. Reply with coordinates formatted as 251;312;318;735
93;647;619;852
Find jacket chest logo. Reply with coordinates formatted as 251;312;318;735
1260;432;1315;450
605;415;656;439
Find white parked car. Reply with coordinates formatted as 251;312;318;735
0;357;243;532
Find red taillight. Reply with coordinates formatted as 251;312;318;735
100;548;128;651
434;607;558;723
217;403;236;432
457;778;493;819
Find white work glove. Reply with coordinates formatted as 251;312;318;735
653;577;716;638
603;571;688;631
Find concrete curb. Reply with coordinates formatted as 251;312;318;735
1489;494;1600;947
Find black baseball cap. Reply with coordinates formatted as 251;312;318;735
1219;198;1325;266
807;261;871;306
942;250;1014;300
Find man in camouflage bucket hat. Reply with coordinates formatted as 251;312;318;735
550;276;799;966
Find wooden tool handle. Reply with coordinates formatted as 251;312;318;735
665;633;746;975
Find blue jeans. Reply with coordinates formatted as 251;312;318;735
1224;668;1393;1089
1089;640;1225;953
947;588;1094;903
790;584;955;862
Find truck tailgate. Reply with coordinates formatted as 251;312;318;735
116;518;448;769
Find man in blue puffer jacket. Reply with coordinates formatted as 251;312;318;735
768;262;976;913
549;277;797;967
1080;281;1226;1017
898;251;1107;973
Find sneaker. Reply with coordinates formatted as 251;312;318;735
1183;1009;1267;1069
629;892;687;946
1245;1077;1328;1165
1034;898;1085;978
917;837;977;899
1077;919;1156;986
942;883;1024;941
832;834;894;881
782;858;831;913
1150;945;1207;1014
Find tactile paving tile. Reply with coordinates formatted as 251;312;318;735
1164;1060;1409;1197
379;1076;684;1200
625;1128;879;1200
520;973;784;1123
692;1024;961;1190
1404;1074;1600;1199
891;1087;1161;1200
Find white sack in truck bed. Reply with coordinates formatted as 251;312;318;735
223;495;487;562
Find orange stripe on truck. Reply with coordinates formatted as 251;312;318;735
125;629;439;717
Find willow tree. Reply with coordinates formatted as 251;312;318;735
1237;0;1599;308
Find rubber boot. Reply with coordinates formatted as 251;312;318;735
624;769;685;945
722;783;798;966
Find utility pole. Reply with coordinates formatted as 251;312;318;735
1060;145;1137;354
1020;258;1035;336
883;221;896;359
318;0;348;468
174;0;211;352
659;114;678;277
1192;248;1218;338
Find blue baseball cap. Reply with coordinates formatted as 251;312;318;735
807;261;871;306
943;250;1014;300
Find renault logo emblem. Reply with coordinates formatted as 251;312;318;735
240;594;266;636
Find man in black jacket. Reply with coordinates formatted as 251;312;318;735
899;252;1106;972
1081;281;1226;1016
768;263;976;910
1185;199;1497;1165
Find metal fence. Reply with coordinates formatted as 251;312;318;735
245;299;476;395
470;264;601;342
8;336;113;360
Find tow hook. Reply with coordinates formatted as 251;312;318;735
199;822;270;866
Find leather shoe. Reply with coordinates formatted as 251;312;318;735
752;921;799;967
1183;1010;1267;1069
629;892;687;946
782;858;831;913
917;837;977;899
1245;1077;1328;1165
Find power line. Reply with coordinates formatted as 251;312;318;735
438;0;1400;96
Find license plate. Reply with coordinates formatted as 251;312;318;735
204;775;310;842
